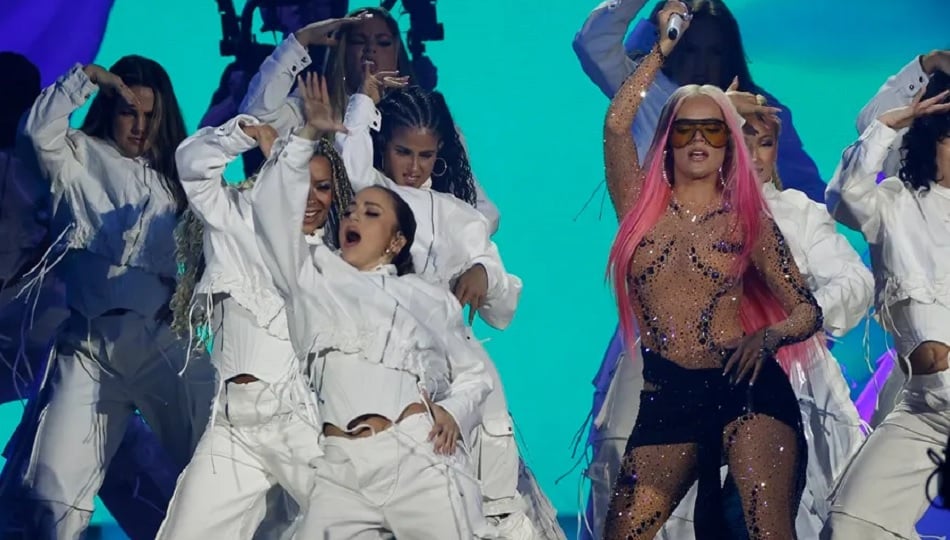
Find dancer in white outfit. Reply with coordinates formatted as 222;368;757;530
154;104;350;538
240;8;500;231
821;73;950;540
241;18;563;537
337;80;569;539
13;56;215;540
250;88;493;537
853;50;950;429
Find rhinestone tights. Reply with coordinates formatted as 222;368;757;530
603;351;804;540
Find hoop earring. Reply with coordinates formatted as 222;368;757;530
432;157;448;177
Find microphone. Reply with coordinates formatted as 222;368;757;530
667;13;685;41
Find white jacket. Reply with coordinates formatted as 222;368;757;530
856;56;932;178
826;120;950;345
252;133;492;442
174;114;301;383
338;93;522;330
21;64;178;318
238;34;501;232
763;183;873;337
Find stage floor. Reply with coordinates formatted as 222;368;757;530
85;513;949;539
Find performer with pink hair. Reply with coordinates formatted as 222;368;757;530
601;4;823;539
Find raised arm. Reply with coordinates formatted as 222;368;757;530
174;114;260;229
753;219;824;350
252;73;356;354
240;16;365;137
573;0;649;98
251;135;316;296
337;93;390;191
827;91;950;239
798;199;873;336
239;36;309;137
857;53;948;134
825;121;896;239
604;2;686;219
604;45;662;219
856;51;948;178
251;131;342;359
21;64;127;194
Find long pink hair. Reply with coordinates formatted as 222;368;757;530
607;85;816;374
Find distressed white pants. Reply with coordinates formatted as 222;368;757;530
584;346;865;539
822;368;950;540
297;413;491;539
157;377;322;540
22;310;215;540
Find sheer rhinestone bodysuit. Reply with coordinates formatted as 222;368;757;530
602;45;822;540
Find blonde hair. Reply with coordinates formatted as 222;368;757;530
746;112;783;190
170;207;208;350
170;140;354;349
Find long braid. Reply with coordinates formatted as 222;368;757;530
170;208;208;351
170;141;352;350
314;137;353;248
373;86;477;207
170;176;259;351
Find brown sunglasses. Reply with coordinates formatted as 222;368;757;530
670;119;730;149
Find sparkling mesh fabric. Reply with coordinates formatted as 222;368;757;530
604;351;805;539
626;210;820;368
603;47;822;368
601;45;818;540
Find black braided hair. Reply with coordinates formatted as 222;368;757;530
899;71;950;192
373;86;477;207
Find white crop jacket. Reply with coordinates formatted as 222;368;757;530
856;56;932;178
238;34;500;232
826;120;950;353
337;93;522;330
21;64;178;318
251;133;492;443
174;114;304;383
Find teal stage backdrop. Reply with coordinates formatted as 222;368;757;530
1;0;948;529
